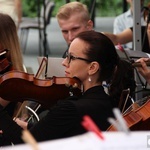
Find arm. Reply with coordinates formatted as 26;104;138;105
103;28;133;45
0;97;10;107
113;16;125;34
0;104;24;144
0;99;79;143
136;58;150;85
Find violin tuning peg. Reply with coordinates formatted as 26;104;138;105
65;83;70;87
73;83;78;88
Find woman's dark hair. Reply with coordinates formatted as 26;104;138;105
76;31;136;107
76;31;120;82
109;59;136;107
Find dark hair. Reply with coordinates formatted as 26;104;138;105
76;31;136;107
76;31;120;82
109;59;136;107
143;3;150;21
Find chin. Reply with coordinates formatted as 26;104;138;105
65;74;70;77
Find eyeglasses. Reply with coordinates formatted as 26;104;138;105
65;52;93;64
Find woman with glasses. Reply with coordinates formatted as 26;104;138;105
0;31;134;145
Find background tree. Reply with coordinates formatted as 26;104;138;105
22;0;150;17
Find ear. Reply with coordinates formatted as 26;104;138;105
88;61;100;75
87;20;94;30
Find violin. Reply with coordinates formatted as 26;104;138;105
0;70;81;108
0;49;12;73
107;96;150;131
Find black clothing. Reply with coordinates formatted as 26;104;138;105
130;26;150;53
0;86;114;145
0;66;17;118
62;50;67;58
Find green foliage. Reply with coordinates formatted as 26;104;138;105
96;0;123;16
22;0;37;17
22;0;150;17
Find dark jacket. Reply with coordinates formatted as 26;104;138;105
0;85;114;145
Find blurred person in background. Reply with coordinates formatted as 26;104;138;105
113;0;146;49
0;0;22;28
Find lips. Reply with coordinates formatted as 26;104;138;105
65;71;70;76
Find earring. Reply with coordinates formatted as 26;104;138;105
88;77;91;82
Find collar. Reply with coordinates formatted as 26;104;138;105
83;85;104;95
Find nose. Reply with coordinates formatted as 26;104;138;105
62;58;69;68
68;31;74;43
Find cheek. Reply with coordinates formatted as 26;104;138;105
62;34;68;40
70;63;88;80
69;64;78;77
72;31;80;39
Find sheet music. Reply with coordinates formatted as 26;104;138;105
116;48;149;60
101;132;148;150
2;131;150;150
37;57;65;77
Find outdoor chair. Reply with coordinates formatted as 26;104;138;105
19;0;55;56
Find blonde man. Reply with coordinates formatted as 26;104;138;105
56;2;93;57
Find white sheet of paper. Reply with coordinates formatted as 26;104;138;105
2;131;150;150
37;57;65;77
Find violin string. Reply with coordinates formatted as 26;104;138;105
121;89;130;114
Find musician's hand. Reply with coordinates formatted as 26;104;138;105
0;130;3;134
13;117;28;130
136;58;150;84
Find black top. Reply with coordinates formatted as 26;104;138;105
0;85;114;145
130;26;150;53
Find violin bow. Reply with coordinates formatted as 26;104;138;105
35;57;48;78
13;101;29;120
22;130;39;150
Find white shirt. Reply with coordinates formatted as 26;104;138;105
113;9;146;49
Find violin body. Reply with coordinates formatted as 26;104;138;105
0;71;81;108
107;99;150;131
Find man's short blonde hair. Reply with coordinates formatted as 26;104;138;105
56;2;90;21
